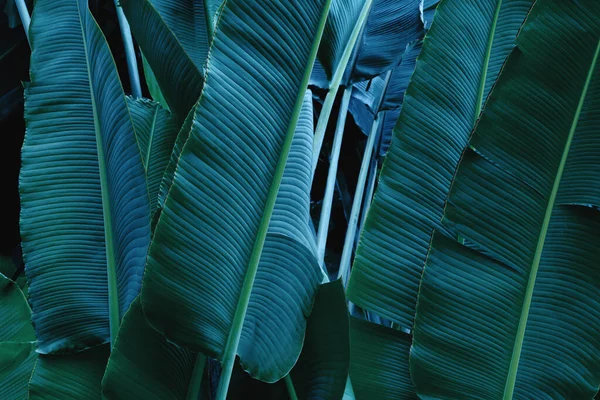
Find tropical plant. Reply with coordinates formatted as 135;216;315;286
2;0;600;398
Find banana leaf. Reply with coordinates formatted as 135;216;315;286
120;0;221;121
20;0;151;352
0;274;36;400
28;345;109;399
126;97;180;215
347;0;534;331
139;0;332;379
411;0;600;398
349;318;416;399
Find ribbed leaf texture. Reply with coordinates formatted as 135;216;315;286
140;0;330;374
348;0;422;83
420;0;440;29
28;345;109;399
349;39;422;154
20;0;151;353
120;0;215;121
347;0;533;331
101;297;198;400
0;274;36;400
411;1;600;398
103;92;324;393
317;0;365;84
291;280;350;400
126;97;180;214
350;318;416;399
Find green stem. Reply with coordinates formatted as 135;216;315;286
337;114;381;287
316;86;353;264
474;0;502;124
113;0;142;98
186;353;206;400
214;1;333;398
311;0;374;177
284;374;299;400
502;39;600;400
358;129;379;236
14;0;30;44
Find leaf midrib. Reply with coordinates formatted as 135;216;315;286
474;0;502;124
214;1;333;398
502;39;600;400
76;0;119;347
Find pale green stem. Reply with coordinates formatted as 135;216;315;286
284;375;299;400
311;0;374;177
186;354;206;400
502;40;600;400
358;138;378;236
337;115;381;287
113;0;142;98
316;86;353;264
342;376;356;399
14;0;30;44
214;1;333;398
474;0;502;123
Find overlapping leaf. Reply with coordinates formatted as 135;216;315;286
120;0;220;121
127;97;180;214
347;0;533;330
349;318;416;399
0;274;36;400
20;0;151;353
139;1;332;375
411;1;600;398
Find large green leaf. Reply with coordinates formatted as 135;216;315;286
349;39;422;154
411;0;600;398
290;280;350;399
316;0;366;85
140;0;333;377
347;0;533;331
347;0;423;83
0;343;36;400
20;0;151;352
28;345;109;399
0;274;36;400
101;297;198;400
126;97;180;214
313;0;423;89
120;0;219;121
349;318;416;399
103;95;340;398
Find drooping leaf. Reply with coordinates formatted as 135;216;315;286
315;0;423;88
120;0;220;121
28;345;109;399
316;0;366;85
349;39;422;154
126;97;180;214
347;0;533;331
140;0;332;375
411;1;600;398
349;318;416;399
347;0;422;83
21;0;151;352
